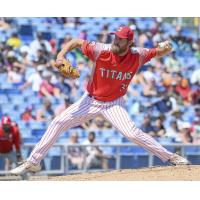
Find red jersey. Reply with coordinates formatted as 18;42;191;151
82;41;157;101
0;123;21;153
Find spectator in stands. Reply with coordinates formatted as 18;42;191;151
55;97;72;116
83;132;109;170
49;39;57;55
190;84;200;105
61;35;77;67
176;78;192;105
18;45;33;67
30;32;52;58
39;70;61;99
167;81;183;106
179;122;193;144
89;116;112;130
153;116;166;137
54;76;72;98
142;78;158;97
68;132;84;170
7;65;24;86
36;98;55;122
142;65;158;83
140;116;155;136
164;51;182;73
79;30;87;40
192;107;200;125
33;48;50;66
165;120;182;142
0;17;11;30
21;106;35;122
5;50;26;72
19;64;44;94
0;116;22;170
190;68;200;85
98;24;112;43
6;33;22;49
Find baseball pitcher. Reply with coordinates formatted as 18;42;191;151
10;25;189;175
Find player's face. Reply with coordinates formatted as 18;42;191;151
111;36;130;55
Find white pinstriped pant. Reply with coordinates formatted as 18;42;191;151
28;93;173;164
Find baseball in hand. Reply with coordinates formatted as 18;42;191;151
158;41;173;51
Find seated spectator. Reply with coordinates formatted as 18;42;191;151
142;65;158;83
152;87;172;113
55;97;72;116
7;66;24;86
39;70;61;99
78;30;87;40
0;18;11;30
190;68;200;85
164;52;182;73
153;117;166;137
176;78;192;105
6;33;22;49
165;120;182;142
6;50;26;72
54;76;72;98
60;34;76;66
98;24;112;43
167;82;183;106
33;48;50;66
18;45;33;67
49;39;57;55
21;106;35;122
19;65;44;94
83;132;109;170
179;122;193;144
192;107;200;125
68;132;84;170
142;78;158;97
140;116;155;136
30;32;52;58
88;116;112;130
36;99;55;122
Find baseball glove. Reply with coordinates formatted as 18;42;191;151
55;59;80;79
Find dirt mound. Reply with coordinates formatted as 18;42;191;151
30;165;200;181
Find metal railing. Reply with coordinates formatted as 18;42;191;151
0;143;200;175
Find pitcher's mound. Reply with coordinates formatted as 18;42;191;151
31;165;200;181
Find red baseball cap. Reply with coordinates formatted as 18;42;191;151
110;26;134;41
1;116;11;125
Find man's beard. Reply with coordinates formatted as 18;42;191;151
111;44;127;55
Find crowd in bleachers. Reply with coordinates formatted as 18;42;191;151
0;17;200;154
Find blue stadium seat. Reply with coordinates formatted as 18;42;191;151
153;156;169;166
18;121;30;129
50;156;61;170
23;137;40;143
10;95;26;105
20;129;32;138
184;146;199;155
133;155;149;168
0;157;5;170
186;155;200;165
19;25;33;36
120;155;134;169
0;104;15;114
5;89;21;95
31;129;45;138
0;95;9;104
